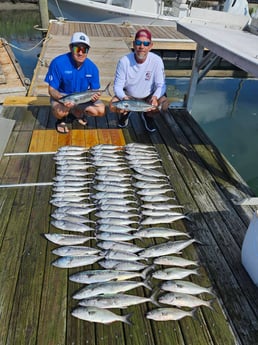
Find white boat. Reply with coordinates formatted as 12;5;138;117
48;0;189;25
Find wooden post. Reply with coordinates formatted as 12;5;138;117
39;0;50;31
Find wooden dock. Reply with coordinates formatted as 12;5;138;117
1;21;258;345
0;39;28;104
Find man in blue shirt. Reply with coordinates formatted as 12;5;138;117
45;32;105;133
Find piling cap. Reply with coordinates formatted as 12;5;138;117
70;32;90;47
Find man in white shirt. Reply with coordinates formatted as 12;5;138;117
109;29;169;132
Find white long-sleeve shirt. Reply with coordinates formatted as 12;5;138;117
113;52;166;100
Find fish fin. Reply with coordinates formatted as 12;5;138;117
104;82;112;97
123;312;133;326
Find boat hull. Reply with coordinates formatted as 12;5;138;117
48;0;179;25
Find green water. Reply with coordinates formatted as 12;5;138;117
0;10;43;79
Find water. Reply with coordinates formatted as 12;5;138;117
0;9;43;80
166;77;258;194
2;9;258;195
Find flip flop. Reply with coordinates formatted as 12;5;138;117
55;119;69;134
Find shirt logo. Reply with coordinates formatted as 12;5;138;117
145;71;151;80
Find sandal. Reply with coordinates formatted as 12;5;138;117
55;119;69;134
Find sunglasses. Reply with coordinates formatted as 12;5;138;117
72;45;89;54
134;40;151;47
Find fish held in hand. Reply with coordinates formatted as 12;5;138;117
112;99;158;112
58;82;112;105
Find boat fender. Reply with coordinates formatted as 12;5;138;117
241;210;258;286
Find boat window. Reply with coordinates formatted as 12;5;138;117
107;0;132;8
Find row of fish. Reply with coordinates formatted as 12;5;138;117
43;144;215;325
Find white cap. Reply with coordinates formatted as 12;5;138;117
70;32;90;47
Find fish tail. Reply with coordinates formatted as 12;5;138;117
104;82;112;97
141;265;154;279
123;312;133;325
150;289;160;307
143;278;152;291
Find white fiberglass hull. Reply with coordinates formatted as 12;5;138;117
48;0;179;25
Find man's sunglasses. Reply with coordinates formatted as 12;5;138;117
72;45;89;54
134;40;151;47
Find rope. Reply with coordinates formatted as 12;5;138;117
1;37;46;53
54;0;65;19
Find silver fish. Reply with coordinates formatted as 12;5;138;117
137;188;172;196
91;192;134;200
97;219;138;226
97;204;138;213
50;200;93;208
146;307;196;321
51;220;94;233
69;267;150;284
52;245;100;256
53;206;96;215
141;203;184;210
141;210;184;217
132;173;167;183
51;213;90;224
53;176;92;182
95;198;138;206
78;292;159;309
152;267;199;280
136;228;190;239
94;174;130;182
51;191;89;198
132;167;167;177
58;82;111;105
97;224;136;233
91;144;122;150
53;155;88;161
139;239;198;258
97;241;143;253
93;185;131;193
160;280;215;296
100;249;142;262
140;195;174;203
43;233;95;245
53;181;91;187
95;231;139;242
71;306;132;325
95;210;139;219
153;255;199;267
50;197;89;204
52;255;100;268
99;259;148;271
140;214;189;225
133;182;169;189
73;280;151;299
112;99;157;112
158;292;214;309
